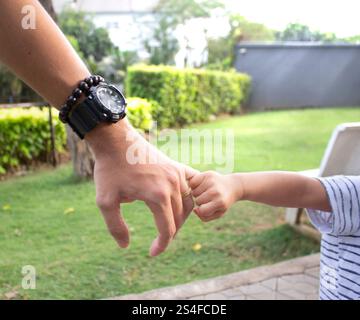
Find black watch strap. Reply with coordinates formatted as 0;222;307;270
67;98;105;139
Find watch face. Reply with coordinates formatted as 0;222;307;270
96;85;125;114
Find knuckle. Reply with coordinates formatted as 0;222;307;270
214;189;222;197
205;170;217;180
96;196;114;211
208;189;218;197
162;227;176;240
153;190;168;202
169;227;176;238
217;199;227;211
166;172;179;187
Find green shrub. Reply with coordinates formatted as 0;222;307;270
126;97;155;132
126;65;251;128
0;107;66;174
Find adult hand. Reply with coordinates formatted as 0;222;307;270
86;120;197;256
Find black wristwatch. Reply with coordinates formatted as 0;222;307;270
67;83;127;139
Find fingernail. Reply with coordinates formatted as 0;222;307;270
118;240;129;248
149;248;159;257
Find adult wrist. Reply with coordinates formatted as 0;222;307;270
60;76;127;139
85;118;132;156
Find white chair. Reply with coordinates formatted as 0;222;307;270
285;122;360;240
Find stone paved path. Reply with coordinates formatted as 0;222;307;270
109;253;320;300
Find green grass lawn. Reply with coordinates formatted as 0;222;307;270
0;108;359;299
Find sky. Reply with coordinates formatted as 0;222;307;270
175;0;360;66
223;0;360;38
78;0;360;67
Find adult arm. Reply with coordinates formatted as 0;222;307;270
0;0;195;256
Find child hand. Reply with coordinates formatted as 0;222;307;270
188;171;240;222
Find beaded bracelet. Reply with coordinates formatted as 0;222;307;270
59;75;105;123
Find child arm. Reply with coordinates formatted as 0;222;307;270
306;176;360;235
239;172;331;212
189;171;331;222
190;171;360;236
239;173;360;236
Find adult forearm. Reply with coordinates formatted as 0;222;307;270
238;172;331;212
0;1;196;256
0;0;90;108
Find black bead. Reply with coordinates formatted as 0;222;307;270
73;88;82;98
92;75;99;85
66;95;76;106
79;82;89;91
59;108;68;123
60;75;107;124
92;76;98;84
85;77;94;86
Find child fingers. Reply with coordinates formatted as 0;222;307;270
195;202;220;220
194;191;213;206
191;180;211;197
201;210;226;222
188;173;205;190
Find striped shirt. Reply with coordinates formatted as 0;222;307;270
307;175;360;300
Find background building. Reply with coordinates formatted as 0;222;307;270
53;0;158;53
235;43;360;109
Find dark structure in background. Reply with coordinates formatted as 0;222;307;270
234;43;360;110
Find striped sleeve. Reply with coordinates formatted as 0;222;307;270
307;176;360;236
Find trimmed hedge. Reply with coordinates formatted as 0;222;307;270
127;97;156;132
126;65;251;128
0;107;66;174
0;98;156;175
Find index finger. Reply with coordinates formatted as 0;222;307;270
146;198;177;257
97;201;130;248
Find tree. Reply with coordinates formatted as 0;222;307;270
343;34;360;44
229;15;275;42
0;65;22;103
100;48;139;83
144;17;180;65
144;0;223;66
206;15;274;70
58;9;115;62
155;0;222;25
39;0;95;178
276;23;338;42
206;37;233;70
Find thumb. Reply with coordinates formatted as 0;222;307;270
99;202;130;248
